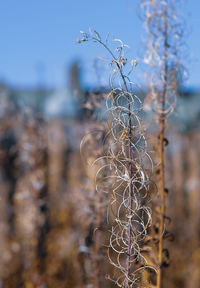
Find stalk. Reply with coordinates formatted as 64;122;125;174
140;0;185;286
157;4;168;287
78;30;153;287
98;41;135;288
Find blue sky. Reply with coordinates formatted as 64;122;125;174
0;0;199;89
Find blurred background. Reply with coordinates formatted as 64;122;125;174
0;0;199;287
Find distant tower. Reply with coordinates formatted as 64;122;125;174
69;61;85;105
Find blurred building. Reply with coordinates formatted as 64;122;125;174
0;62;200;132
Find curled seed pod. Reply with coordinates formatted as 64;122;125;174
163;138;169;146
164;188;169;194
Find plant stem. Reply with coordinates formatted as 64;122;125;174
89;36;135;287
157;3;168;287
125;98;134;288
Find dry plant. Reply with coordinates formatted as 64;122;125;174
79;90;109;287
140;0;184;287
167;131;200;288
14;111;48;287
78;30;156;288
0;94;19;285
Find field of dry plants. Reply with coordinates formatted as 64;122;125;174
0;0;199;287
